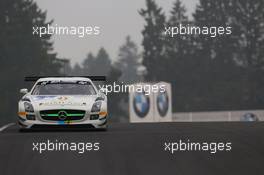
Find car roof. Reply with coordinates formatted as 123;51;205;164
36;77;93;82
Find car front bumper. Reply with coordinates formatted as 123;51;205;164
18;115;107;129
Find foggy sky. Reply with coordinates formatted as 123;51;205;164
34;0;198;64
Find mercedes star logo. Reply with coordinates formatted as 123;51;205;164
58;111;67;120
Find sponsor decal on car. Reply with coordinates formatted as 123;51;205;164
33;96;57;100
39;101;86;106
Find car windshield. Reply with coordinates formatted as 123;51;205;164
32;81;96;95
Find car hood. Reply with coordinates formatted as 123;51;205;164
29;95;97;110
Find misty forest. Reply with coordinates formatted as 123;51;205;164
0;0;264;124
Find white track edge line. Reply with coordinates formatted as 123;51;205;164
0;123;15;132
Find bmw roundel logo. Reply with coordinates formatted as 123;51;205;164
133;92;150;118
157;90;169;117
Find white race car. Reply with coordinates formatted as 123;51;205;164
18;77;107;130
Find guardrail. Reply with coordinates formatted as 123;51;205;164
173;110;264;122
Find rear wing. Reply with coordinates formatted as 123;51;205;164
24;76;106;82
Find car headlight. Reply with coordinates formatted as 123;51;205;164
24;102;34;112
91;101;102;112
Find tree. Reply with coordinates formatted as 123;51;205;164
79;48;111;76
226;0;264;108
72;63;83;75
191;0;243;110
92;48;111;76
82;52;95;75
138;0;264;112
192;0;264;110
95;48;111;75
0;0;62;124
165;0;194;111
139;0;166;81
115;36;141;83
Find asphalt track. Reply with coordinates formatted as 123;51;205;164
0;122;264;175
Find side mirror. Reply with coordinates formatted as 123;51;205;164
96;92;107;102
99;87;108;95
20;88;28;94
